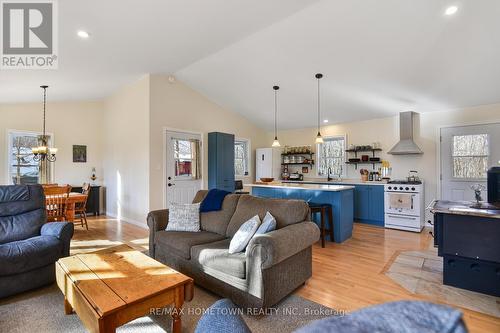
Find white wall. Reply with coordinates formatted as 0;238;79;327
268;103;500;210
103;75;150;225
148;74;268;211
0;101;105;186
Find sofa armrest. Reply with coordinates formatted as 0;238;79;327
41;222;74;257
246;221;319;269
147;209;169;258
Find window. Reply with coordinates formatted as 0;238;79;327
317;136;346;177
452;134;489;179
234;139;249;177
8;131;45;185
173;138;201;179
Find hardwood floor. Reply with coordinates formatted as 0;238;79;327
72;217;500;333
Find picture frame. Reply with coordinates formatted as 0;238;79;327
73;145;87;163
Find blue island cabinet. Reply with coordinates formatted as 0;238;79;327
208;132;235;192
353;185;384;226
251;187;354;243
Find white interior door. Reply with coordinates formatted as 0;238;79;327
166;131;203;208
440;123;500;201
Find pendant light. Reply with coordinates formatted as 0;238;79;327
271;85;281;147
315;73;324;144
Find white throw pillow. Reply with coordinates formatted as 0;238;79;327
229;215;261;254
255;211;277;235
166;202;201;232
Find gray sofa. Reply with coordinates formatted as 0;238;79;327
148;190;320;308
0;185;74;298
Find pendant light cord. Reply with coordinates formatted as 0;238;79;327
273;85;279;139
274;89;277;138
317;77;320;133
42;87;47;137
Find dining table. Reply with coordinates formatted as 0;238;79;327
64;192;88;222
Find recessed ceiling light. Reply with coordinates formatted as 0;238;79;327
323;119;329;123
444;6;458;16
77;30;90;39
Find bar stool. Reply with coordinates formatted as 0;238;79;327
308;202;334;247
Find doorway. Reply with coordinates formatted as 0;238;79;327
440;123;500;201
165;130;203;208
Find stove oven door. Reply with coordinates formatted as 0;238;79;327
384;191;420;216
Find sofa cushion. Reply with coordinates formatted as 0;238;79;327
226;195;309;237
191;239;246;279
0;235;63;276
154;230;226;260
0;185;46;244
166;202;201;232
193;191;241;236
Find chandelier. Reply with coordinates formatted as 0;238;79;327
32;85;57;162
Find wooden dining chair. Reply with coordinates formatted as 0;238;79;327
74;183;91;230
44;185;72;222
82;182;91;195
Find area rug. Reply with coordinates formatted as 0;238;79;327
385;248;500;318
0;284;338;333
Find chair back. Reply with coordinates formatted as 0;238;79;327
44;185;71;221
82;183;91;195
0;185;46;244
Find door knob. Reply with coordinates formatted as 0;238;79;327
168;176;172;180
168;183;175;187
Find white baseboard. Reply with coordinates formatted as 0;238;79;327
105;211;148;229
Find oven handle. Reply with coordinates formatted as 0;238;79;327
387;214;417;220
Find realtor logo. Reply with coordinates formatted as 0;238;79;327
1;0;58;69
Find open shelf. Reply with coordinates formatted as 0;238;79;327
345;161;382;170
282;162;314;166
345;148;382;153
281;152;314;156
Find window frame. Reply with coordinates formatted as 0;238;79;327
450;133;490;181
6;129;54;185
316;135;347;178
234;138;251;178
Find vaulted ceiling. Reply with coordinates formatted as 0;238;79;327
2;0;500;130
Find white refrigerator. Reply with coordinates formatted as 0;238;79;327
256;148;282;182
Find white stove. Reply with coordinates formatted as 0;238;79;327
384;181;424;232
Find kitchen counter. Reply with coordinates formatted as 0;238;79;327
282;179;386;186
246;183;355;192
430;200;500;219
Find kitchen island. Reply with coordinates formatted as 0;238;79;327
283;179;386;226
430;200;500;297
246;183;354;243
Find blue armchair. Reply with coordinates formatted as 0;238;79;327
0;185;74;298
195;299;468;333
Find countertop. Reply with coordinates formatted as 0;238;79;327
430;200;500;219
282;179;387;186
245;183;355;192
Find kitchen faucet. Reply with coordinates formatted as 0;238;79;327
327;167;333;182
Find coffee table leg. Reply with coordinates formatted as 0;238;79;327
64;297;73;314
171;288;184;333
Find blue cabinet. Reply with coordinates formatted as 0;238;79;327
354;186;370;220
354;185;384;226
208;132;235;192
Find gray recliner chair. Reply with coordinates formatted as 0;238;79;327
0;185;74;298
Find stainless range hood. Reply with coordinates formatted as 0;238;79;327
388;111;423;155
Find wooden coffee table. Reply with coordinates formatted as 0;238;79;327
56;244;193;333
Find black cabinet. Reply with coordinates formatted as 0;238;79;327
71;185;101;216
434;212;500;297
